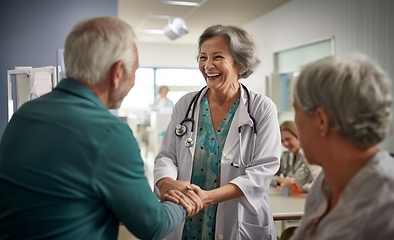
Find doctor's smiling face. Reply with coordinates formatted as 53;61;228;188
198;35;242;91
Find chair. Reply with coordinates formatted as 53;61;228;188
280;226;298;240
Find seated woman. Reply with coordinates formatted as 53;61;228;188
290;53;394;239
271;121;321;193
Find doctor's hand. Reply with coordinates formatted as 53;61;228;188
186;184;213;208
163;189;203;217
187;183;244;208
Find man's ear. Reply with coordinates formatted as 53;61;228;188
109;61;125;90
315;107;330;136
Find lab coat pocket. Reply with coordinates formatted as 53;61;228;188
238;220;272;240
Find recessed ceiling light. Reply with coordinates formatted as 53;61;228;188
163;1;200;7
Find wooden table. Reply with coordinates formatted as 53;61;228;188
268;186;307;230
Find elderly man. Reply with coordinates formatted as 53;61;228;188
0;16;201;240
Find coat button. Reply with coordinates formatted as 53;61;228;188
218;234;224;240
225;154;232;160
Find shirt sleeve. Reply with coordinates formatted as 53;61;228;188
153;94;191;196
300;163;322;192
92;124;185;240
270;152;288;187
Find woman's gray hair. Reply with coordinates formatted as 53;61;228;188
294;53;392;148
197;24;260;79
64;16;136;85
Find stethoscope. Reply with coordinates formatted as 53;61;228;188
174;84;257;168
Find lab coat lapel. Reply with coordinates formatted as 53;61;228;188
223;85;253;154
187;87;209;157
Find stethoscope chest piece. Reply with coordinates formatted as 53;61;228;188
184;137;195;147
175;124;187;137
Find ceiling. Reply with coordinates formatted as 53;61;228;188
118;0;291;45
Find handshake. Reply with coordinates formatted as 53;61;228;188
156;177;211;217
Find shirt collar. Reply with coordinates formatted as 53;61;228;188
238;84;254;127
54;78;107;110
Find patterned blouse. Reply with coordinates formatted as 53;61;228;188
270;149;321;192
181;96;240;240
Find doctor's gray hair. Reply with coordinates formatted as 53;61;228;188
294;53;392;148
64;16;136;85
197;24;261;79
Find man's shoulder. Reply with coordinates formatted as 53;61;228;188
89;113;132;136
23;95;131;137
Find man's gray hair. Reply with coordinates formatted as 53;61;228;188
294;53;392;148
64;16;136;85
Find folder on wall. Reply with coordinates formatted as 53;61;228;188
29;70;53;100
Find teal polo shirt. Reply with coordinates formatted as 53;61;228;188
0;78;184;240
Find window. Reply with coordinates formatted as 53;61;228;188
270;37;334;123
121;68;155;109
118;67;204;124
155;68;205;104
274;38;334;73
279;71;299;112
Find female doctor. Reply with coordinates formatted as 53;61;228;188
154;24;281;240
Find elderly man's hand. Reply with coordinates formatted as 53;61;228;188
157;178;188;200
162;189;203;217
156;178;204;216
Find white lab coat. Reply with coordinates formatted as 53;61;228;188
154;85;281;240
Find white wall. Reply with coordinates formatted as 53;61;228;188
243;0;394;151
137;42;198;68
135;0;394;151
137;41;266;94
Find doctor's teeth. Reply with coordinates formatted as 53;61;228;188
207;73;220;77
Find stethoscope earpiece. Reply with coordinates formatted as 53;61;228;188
184;137;195;148
175;124;187;137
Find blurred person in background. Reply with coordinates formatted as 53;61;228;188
152;85;174;110
271;120;322;193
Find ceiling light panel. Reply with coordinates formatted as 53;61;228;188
162;1;200;7
143;29;165;34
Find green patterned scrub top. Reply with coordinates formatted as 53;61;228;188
181;96;240;240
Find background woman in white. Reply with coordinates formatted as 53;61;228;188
152;85;174;109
